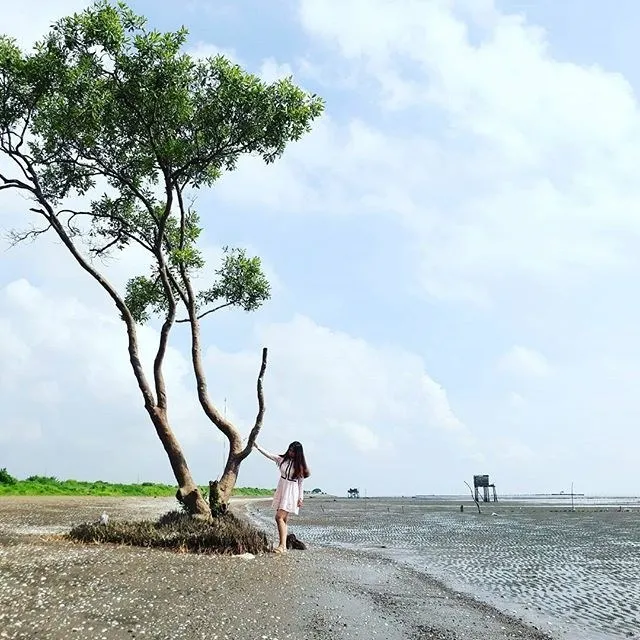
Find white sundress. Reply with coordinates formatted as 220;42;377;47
272;455;304;515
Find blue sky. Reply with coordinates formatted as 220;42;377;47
2;0;640;497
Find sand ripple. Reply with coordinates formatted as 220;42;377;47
252;499;640;640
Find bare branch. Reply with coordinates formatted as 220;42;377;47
177;258;240;445
164;263;189;309
238;347;268;461
153;265;177;410
15;106;34;153
149;177;179;410
0;170;33;193
15;150;158;411
155;172;174;247
175;302;233;323
63;210;84;237
166;186;198;312
175;182;192;251
53;150;158;222
59;209;154;253
1;142;36;185
464;481;482;514
59;208;93;223
6;221;53;246
89;236;121;256
150;182;179;411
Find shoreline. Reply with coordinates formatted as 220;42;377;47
239;500;557;640
248;498;634;640
0;496;558;639
299;545;555;639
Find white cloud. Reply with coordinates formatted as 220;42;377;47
498;346;551;378
0;418;42;444
0;0;91;49
0;278;221;447
508;391;526;409
200;0;640;303
205;314;478;457
9;2;640;304
188;42;240;62
330;421;383;454
0;279;475;494
188;44;294;85
259;58;294;83
494;438;536;464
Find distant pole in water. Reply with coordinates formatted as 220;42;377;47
571;481;575;512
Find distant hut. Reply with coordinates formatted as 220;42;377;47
473;475;498;502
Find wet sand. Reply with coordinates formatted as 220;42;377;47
251;497;640;640
0;496;554;639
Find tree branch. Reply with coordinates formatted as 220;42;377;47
171;185;242;443
89;236;122;256
238;347;268;461
1;142;36;185
0;170;33;193
150;176;178;410
56;150;159;222
60;209;154;253
51;208;157;411
177;259;240;445
177;182;187;251
153;174;173;252
175;301;233;323
6;221;53;246
170;186;193;309
14;106;33;153
13;151;158;411
152;265;177;411
464;481;482;514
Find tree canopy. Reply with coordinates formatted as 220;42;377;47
1;1;322;323
0;1;324;515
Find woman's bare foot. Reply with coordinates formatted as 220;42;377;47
273;546;286;554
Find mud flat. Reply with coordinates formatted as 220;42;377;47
0;496;554;639
250;497;640;640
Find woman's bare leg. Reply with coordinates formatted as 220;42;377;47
275;509;288;552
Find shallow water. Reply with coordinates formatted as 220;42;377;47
252;498;640;640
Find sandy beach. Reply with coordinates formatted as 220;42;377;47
0;495;559;640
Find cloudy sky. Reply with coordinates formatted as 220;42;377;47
2;0;639;497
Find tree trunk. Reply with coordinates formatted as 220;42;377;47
150;408;211;518
209;452;241;516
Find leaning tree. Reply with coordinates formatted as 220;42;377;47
0;2;324;516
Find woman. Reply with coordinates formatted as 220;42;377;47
253;441;310;553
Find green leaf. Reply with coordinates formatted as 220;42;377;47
199;247;271;312
124;275;166;323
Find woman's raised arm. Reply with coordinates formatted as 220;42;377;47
253;442;281;463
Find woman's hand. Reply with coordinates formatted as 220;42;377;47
297;499;303;508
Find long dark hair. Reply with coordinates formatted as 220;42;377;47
280;441;310;479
